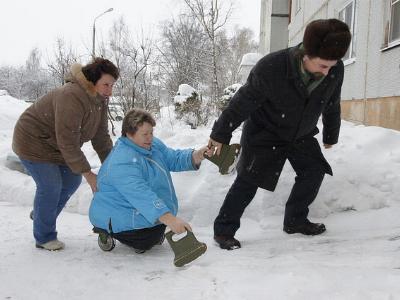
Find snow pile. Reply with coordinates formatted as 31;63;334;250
1;92;400;224
173;84;197;104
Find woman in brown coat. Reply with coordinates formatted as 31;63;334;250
12;58;119;251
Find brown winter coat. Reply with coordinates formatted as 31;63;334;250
12;63;113;174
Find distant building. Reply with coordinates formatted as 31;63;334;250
237;53;263;84
259;0;400;131
237;0;289;84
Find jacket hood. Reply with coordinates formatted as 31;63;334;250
66;63;97;97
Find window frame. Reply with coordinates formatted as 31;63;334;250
388;0;400;45
295;0;301;14
338;0;357;62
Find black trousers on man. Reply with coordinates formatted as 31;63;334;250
214;148;326;236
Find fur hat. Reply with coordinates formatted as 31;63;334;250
303;19;351;60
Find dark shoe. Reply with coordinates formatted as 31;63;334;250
283;220;326;235
29;210;34;220
214;235;241;250
134;248;146;254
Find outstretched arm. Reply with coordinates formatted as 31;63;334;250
192;145;213;166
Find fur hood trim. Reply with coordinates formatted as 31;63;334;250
70;63;97;97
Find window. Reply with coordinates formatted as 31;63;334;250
295;0;301;13
389;0;400;43
338;1;356;61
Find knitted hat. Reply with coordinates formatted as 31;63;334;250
303;19;351;60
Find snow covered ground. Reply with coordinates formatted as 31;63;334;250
1;93;400;299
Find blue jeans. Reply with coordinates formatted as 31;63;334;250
20;159;82;244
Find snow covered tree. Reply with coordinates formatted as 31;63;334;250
0;65;24;99
22;48;51;101
158;14;211;99
183;0;233;103
0;48;51;101
174;84;209;128
215;83;241;113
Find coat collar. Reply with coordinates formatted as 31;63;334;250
118;136;153;156
286;43;303;79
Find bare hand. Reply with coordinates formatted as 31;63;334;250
323;144;333;149
159;213;192;234
208;138;223;156
83;171;97;193
192;146;213;165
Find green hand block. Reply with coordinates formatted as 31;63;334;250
206;143;241;175
165;231;207;267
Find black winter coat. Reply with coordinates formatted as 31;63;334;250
210;45;344;191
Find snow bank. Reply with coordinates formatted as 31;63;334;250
1;93;400;225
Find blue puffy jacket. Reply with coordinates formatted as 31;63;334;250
89;136;196;233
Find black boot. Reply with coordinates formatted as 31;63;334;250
283;220;326;235
214;235;241;250
134;248;146;254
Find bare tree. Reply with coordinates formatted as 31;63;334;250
0;65;25;99
183;0;233;102
23;48;50;100
0;48;52;101
217;26;258;87
158;14;211;98
47;38;78;87
106;17;156;114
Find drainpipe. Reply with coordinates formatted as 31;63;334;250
362;0;372;125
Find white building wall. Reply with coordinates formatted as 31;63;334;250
333;0;368;101
365;1;400;98
259;0;290;55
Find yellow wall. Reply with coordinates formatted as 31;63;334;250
341;97;400;131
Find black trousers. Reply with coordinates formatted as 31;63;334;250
214;148;325;236
113;224;166;251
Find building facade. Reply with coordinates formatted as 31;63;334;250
260;0;400;130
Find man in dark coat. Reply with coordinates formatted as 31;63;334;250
209;19;352;250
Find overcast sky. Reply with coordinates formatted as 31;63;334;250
0;0;260;66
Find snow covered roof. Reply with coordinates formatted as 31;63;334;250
240;53;263;66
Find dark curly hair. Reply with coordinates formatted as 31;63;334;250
81;57;119;85
303;19;351;60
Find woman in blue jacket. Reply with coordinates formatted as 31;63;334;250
89;108;209;252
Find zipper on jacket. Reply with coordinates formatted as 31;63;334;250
145;157;175;211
